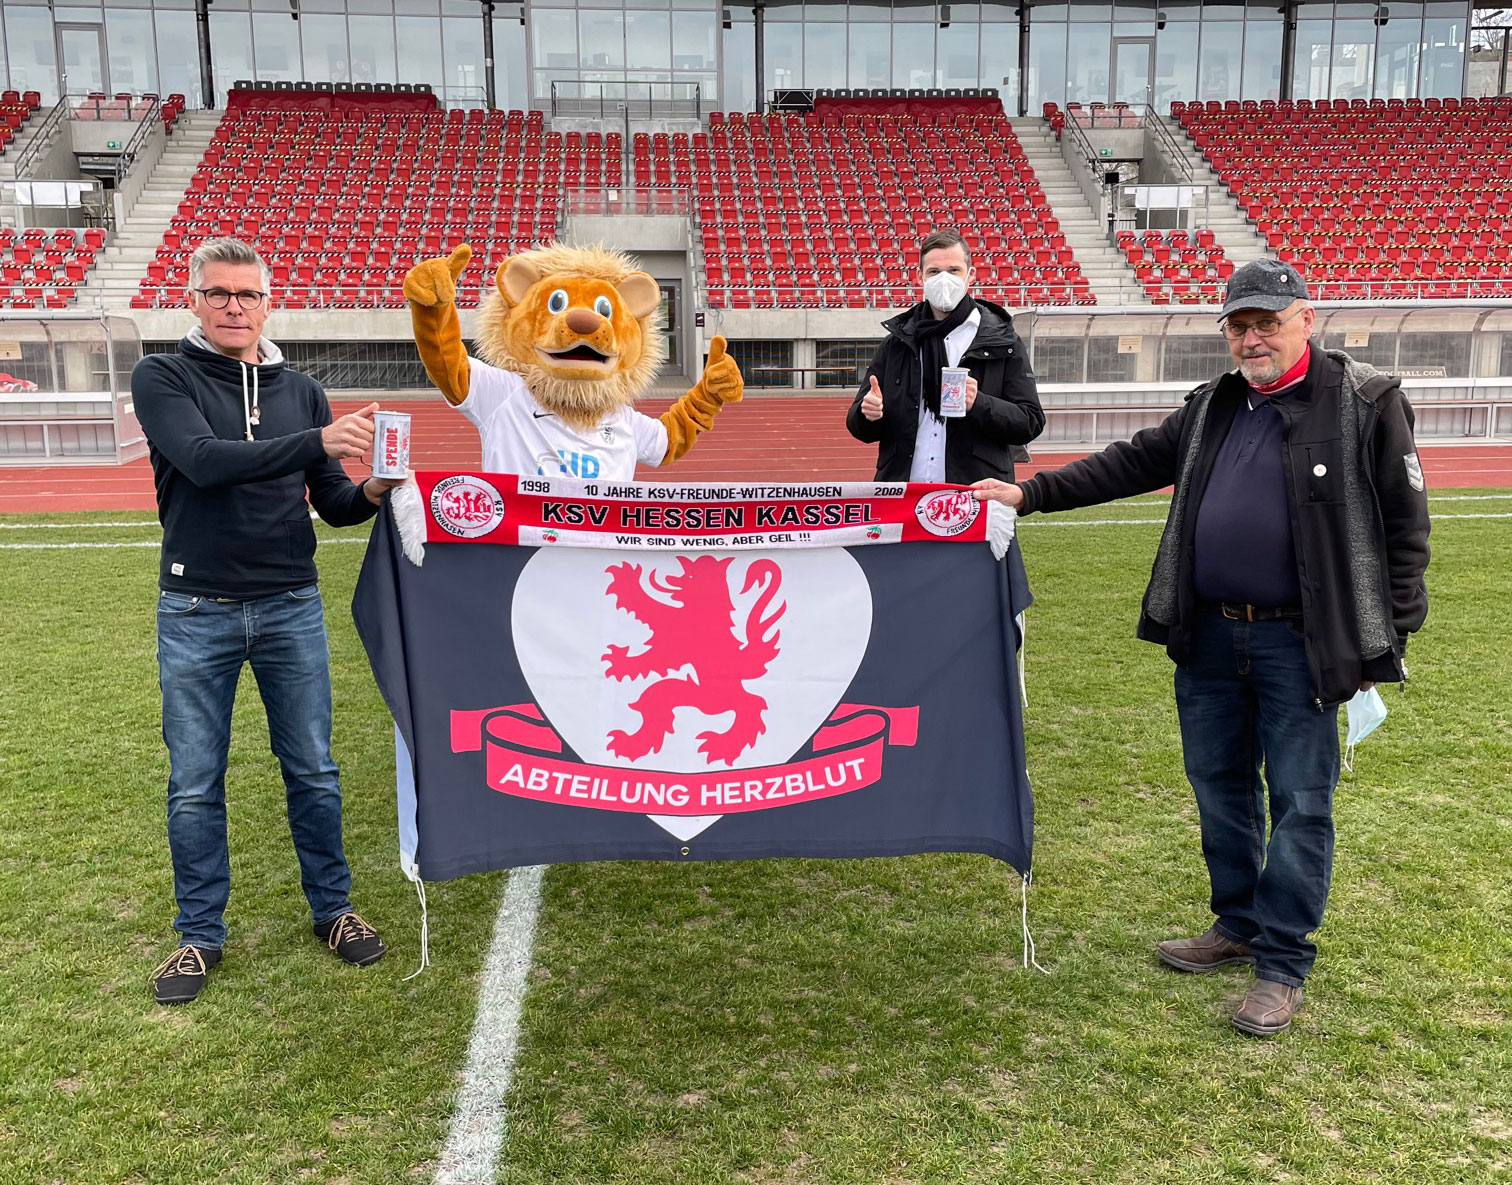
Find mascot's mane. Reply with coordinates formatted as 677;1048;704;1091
472;242;666;430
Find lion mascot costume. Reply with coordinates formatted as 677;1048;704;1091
403;243;742;481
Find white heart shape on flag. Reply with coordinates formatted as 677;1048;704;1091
512;547;873;840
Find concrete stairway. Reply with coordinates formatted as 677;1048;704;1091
78;111;220;308
1146;112;1272;267
1009;116;1144;305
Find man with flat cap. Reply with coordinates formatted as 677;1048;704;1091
971;259;1430;1035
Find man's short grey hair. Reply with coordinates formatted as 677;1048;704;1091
189;237;271;291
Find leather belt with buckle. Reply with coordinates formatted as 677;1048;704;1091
1219;601;1302;622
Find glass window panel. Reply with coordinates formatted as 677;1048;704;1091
1466;26;1504;98
1067;25;1110;103
1112;37;1151;103
1070;5;1113;21
937;23;981;88
579;9;625;69
627;9;671;69
804;4;849;18
805;24;847;88
672;11;716;68
106;10;158;94
765;21;802;91
348;0;393;13
252;11;301;83
1155;22;1198;109
1332;19;1376;98
441;15;485;99
4;6;59;103
396;15;445;90
1241;16;1283;100
1160;334;1232;382
1030;337;1085;383
892;21;935;87
981;2;1017;21
1292;19;1333;98
533;10;578;68
1029;21;1067;110
1398;332;1470;375
980;21;1019;104
1197;18;1241;100
848;23;891;89
349;14;397;84
1421;16;1466;97
395;0;439;13
1375;13;1422;97
154;9;201;105
300;13;349;83
210;10;253;100
723;20;756;110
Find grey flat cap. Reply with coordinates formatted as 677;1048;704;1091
1219;258;1310;320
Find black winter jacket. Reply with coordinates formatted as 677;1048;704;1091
1019;348;1430;707
845;298;1044;483
132;332;377;600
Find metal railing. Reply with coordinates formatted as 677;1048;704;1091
548;80;703;120
113;96;163;188
11;96;69;182
564;187;690;217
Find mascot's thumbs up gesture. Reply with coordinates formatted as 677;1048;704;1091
404;243;743;480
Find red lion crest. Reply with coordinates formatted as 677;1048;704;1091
601;556;785;766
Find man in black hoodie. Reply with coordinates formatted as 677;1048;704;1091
972;260;1430;1036
133;237;400;1004
845;227;1043;483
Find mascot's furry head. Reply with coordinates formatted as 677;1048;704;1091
473;242;665;431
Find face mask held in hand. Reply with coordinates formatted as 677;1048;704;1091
923;271;967;313
1343;685;1388;772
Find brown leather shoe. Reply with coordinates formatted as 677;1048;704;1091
1155;926;1256;973
1232;978;1304;1036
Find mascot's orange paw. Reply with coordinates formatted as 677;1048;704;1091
403;243;472;307
696;336;743;404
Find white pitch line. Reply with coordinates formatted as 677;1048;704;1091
0;520;161;530
0;537;370;550
433;864;545;1185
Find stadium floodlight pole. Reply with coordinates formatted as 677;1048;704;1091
196;0;215;110
481;0;497;110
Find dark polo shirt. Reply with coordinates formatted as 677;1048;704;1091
1192;349;1311;608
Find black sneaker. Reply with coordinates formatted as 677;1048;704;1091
314;912;386;966
151;944;222;1005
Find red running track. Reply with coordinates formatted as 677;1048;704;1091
2;396;1509;514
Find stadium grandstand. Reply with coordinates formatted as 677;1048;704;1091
0;0;1509;464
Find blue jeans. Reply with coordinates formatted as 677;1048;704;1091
1173;605;1341;987
157;584;353;949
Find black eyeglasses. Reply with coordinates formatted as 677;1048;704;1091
193;287;268;310
1221;307;1304;340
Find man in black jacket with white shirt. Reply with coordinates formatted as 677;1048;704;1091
133;237;399;1004
973;260;1430;1036
846;228;1043;483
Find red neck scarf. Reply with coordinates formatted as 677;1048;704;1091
1249;345;1312;398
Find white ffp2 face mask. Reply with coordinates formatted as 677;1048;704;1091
1343;685;1388;772
923;272;967;313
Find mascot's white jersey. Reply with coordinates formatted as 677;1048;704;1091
459;356;668;479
